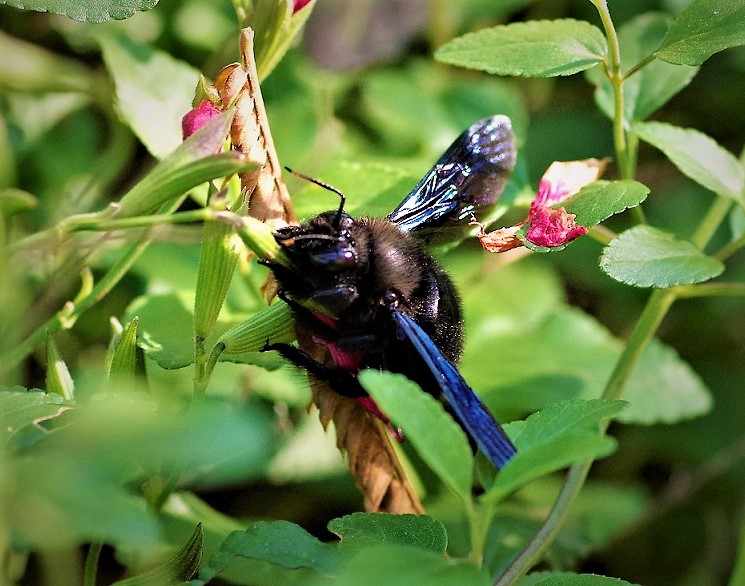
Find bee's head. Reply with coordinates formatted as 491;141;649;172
274;210;360;273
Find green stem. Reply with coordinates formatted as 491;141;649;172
675;283;745;299
715;232;745;262
603;289;676;400
66;208;213;233
495;289;676;584
495;463;591;586
622;52;657;81
0;237;152;374
588;225;616;246
691;196;733;249
591;0;631;180
0;198;188;375
731;513;745;586
469;501;495;566
83;542;102;586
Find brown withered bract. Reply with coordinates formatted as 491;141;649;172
213;29;296;230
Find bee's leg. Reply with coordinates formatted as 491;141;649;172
261;341;366;398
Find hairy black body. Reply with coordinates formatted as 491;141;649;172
267;211;462;399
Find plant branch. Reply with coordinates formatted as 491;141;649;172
0;197;188;374
691;196;733;249
622;52;657;81
591;0;631;180
495;287;676;583
83;542;103;586
716;230;745;262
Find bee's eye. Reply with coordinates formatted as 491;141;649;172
310;247;357;271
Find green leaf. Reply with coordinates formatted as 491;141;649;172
521;571;641;586
0;0;158;23
329;513;448;555
8;394;276;550
588;13;698;124
463;303;713;426
515;180;650;253
563;180;650;227
99;34;199;158
621;339;712;424
480;400;624;503
0;388;64;449
633;121;745;203
600;225;725;287
127;294;194;369
291;160;418;221
112;523;203;585
314;544;491;586
435;19;607;77
199;521;338;582
655;0;745;66
359;370;474;504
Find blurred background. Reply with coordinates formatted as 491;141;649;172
1;1;744;584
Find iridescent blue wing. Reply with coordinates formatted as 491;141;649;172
387;115;516;241
391;310;516;469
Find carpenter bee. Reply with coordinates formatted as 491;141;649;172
262;116;517;468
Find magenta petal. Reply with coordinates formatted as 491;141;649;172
293;0;313;13
181;100;221;140
526;202;588;247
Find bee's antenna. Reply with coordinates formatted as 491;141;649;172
285;167;346;228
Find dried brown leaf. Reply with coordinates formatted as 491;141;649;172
298;327;425;514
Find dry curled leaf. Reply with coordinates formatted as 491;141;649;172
213;28;296;229
297;327;425;514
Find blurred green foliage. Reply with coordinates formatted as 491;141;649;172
1;0;744;585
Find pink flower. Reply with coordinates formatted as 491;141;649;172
525;202;587;246
476;158;607;253
181;100;221;140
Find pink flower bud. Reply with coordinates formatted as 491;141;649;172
293;0;313;13
182;100;221;140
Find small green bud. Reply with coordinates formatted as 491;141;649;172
45;337;74;401
217;301;295;356
194;204;243;341
108;317;141;390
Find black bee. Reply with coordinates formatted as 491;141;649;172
262;116;517;468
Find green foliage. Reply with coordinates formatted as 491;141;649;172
600;225;725;287
1;0;744;585
361;370;475;504
0;0;158;23
655;0;745;65
98;33;200;158
588;13;699;126
435;19;607;77
633;121;745;203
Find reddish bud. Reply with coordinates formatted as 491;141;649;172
293;0;313;13
182;100;221;140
